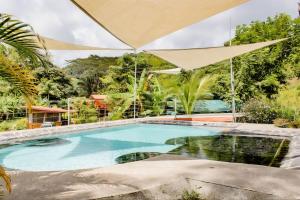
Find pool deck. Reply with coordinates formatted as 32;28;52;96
4;158;300;200
1;117;300;199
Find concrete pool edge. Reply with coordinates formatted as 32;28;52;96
0;117;300;170
145;119;300;170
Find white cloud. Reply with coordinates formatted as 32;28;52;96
0;0;299;66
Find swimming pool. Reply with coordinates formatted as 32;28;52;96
0;124;218;171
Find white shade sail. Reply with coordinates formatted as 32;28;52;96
37;36;131;51
71;0;249;49
147;39;286;70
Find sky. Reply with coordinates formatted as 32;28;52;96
0;0;299;67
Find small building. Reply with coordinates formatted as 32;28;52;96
28;106;68;129
90;94;108;116
90;95;108;109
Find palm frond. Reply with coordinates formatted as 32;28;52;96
0;166;11;194
0;54;37;102
0;13;48;66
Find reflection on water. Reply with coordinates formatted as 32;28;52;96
116;152;161;164
166;135;290;167
27;138;71;147
117;135;290;167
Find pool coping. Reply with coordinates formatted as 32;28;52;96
0;117;300;170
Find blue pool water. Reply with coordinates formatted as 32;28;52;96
0;124;218;171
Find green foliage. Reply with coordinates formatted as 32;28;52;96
182;190;205;200
71;98;98;124
0;13;48;67
108;69;150;119
273;79;300;128
0;13;50;106
177;74;210;114
65;55;117;96
143;77;170;116
230;14;293;44
241;98;277;124
0;118;27;131
0;54;37;102
210;14;300;104
101;53;151;94
0;95;24;120
34;66;77;100
275;79;300;120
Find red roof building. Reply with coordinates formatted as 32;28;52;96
90;94;108;109
27;106;69;129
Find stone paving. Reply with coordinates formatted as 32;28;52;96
5;159;300;200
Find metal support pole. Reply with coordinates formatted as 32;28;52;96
67;98;70;126
133;49;137;119
229;18;236;123
230;58;236;122
174;98;177;118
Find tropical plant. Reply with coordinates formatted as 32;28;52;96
0;13;48;101
0;14;47;66
108;69;151;119
0;55;37;102
143;77;170;116
0;166;11;197
176;74;209;114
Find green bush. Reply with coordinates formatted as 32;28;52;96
241;98;277;124
182;190;205;200
72;102;98;124
0;118;27;132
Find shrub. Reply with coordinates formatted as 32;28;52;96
273;118;290;128
0;118;27;132
72;103;98;124
182;190;205;200
289;119;300;128
241;98;277;124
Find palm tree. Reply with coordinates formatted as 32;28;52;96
177;74;209;115
0;13;48;101
0;13;48;195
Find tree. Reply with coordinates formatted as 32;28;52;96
210;14;300;104
38;79;62;101
65;55;117;96
34;66;77;100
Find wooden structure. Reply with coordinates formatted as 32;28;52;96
90;95;108;117
28;106;68;129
